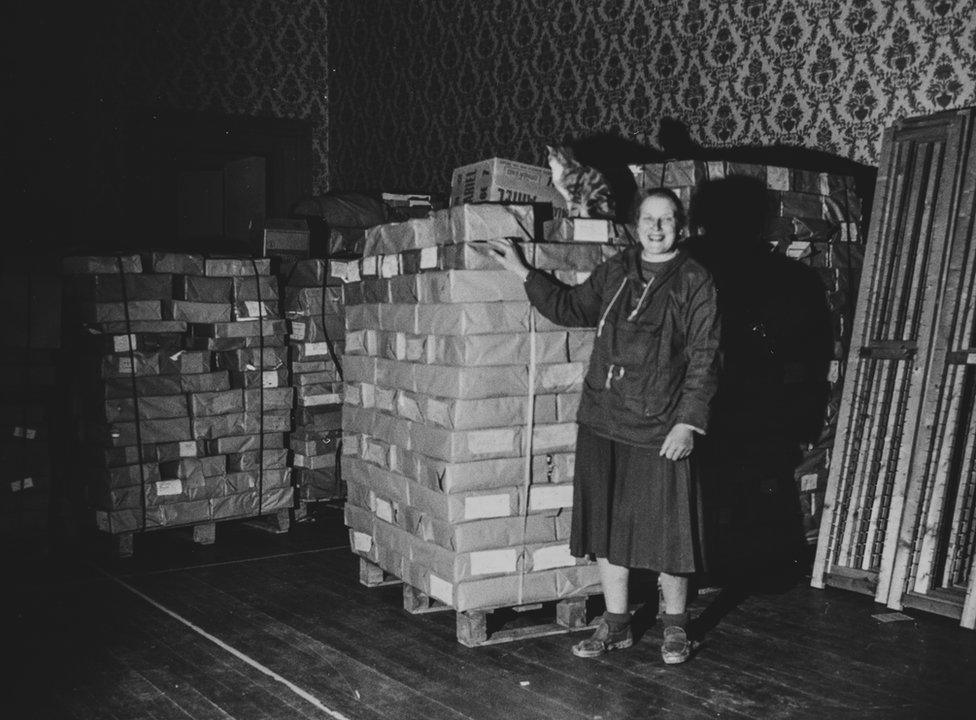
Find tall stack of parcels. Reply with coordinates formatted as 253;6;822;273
62;253;294;549
0;263;63;537
342;204;612;611
282;259;347;509
630;160;864;540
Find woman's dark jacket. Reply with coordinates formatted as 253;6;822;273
524;247;721;449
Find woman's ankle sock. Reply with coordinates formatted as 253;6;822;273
661;611;689;629
603;611;631;630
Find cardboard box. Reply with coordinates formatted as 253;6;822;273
205;433;286;455
288;316;345;344
226;448;288;472
191;411;291;439
417;394;559;430
449;204;535;244
101;372;230;400
233;300;279;320
284;286;344;315
414;302;531;335
288;429;341;456
403;506;571;553
81;301;162;324
363;214;451;256
73;273;173;302
218;347;286;371
164;301;233;324
204;257;271;277
427;330;565;366
100;394;190;423
88;320;188;336
91;417;194;446
543;218;633;245
232;276;279;302
259;218;310;258
174;276;233;303
415;270;527;304
145;252;206;275
449;158;565;210
192;319;286;339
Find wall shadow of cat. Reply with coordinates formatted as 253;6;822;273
682;175;834;640
655;117;877;220
565;119;875;225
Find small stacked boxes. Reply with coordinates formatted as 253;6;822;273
62;253;293;538
282;259;346;505
342;204;610;611
0;264;62;536
631;160;865;539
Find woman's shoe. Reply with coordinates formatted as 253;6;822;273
660;625;696;664
571;616;634;658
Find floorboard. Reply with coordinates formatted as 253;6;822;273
5;505;976;720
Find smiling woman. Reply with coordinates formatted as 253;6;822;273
634;188;686;262
487;187;721;665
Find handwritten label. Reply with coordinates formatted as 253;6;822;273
112;334;138;352
419;246;438;270
352;531;373;553
155;479;183;497
532;544;574;571
464;493;510;520
469;548;518;576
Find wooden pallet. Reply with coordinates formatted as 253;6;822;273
110;508;290;559
291;497;342;524
454;596;589;647
358;557;403;587
358;558;592;647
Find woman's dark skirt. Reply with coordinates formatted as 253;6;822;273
570;424;707;574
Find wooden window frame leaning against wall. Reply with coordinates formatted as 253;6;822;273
812;106;976;630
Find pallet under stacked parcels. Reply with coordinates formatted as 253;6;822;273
282;259;347;512
63;253;294;553
631;160;865;539
342;204;615;620
0;264;62;538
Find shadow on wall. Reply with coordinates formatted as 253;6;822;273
569;121;866;624
684;176;834;591
565;118;876;226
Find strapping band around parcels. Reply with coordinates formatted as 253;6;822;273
320;262;344;382
116;256;148;532
516;307;538;605
248;259;266;514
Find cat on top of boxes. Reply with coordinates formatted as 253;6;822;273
547;144;615;220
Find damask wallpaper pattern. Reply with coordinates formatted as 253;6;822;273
328;0;976;193
88;0;330;217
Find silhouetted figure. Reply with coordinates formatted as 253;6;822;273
685;176;833;592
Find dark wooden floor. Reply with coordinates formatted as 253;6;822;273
4;506;975;720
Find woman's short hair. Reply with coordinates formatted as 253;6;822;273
630;187;687;230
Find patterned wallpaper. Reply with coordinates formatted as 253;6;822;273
328;0;976;193
86;0;330;223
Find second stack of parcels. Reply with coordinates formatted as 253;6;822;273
62;253;294;538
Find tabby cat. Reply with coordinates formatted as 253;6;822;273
547;144;615;219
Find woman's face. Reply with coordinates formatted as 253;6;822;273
636;195;681;259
